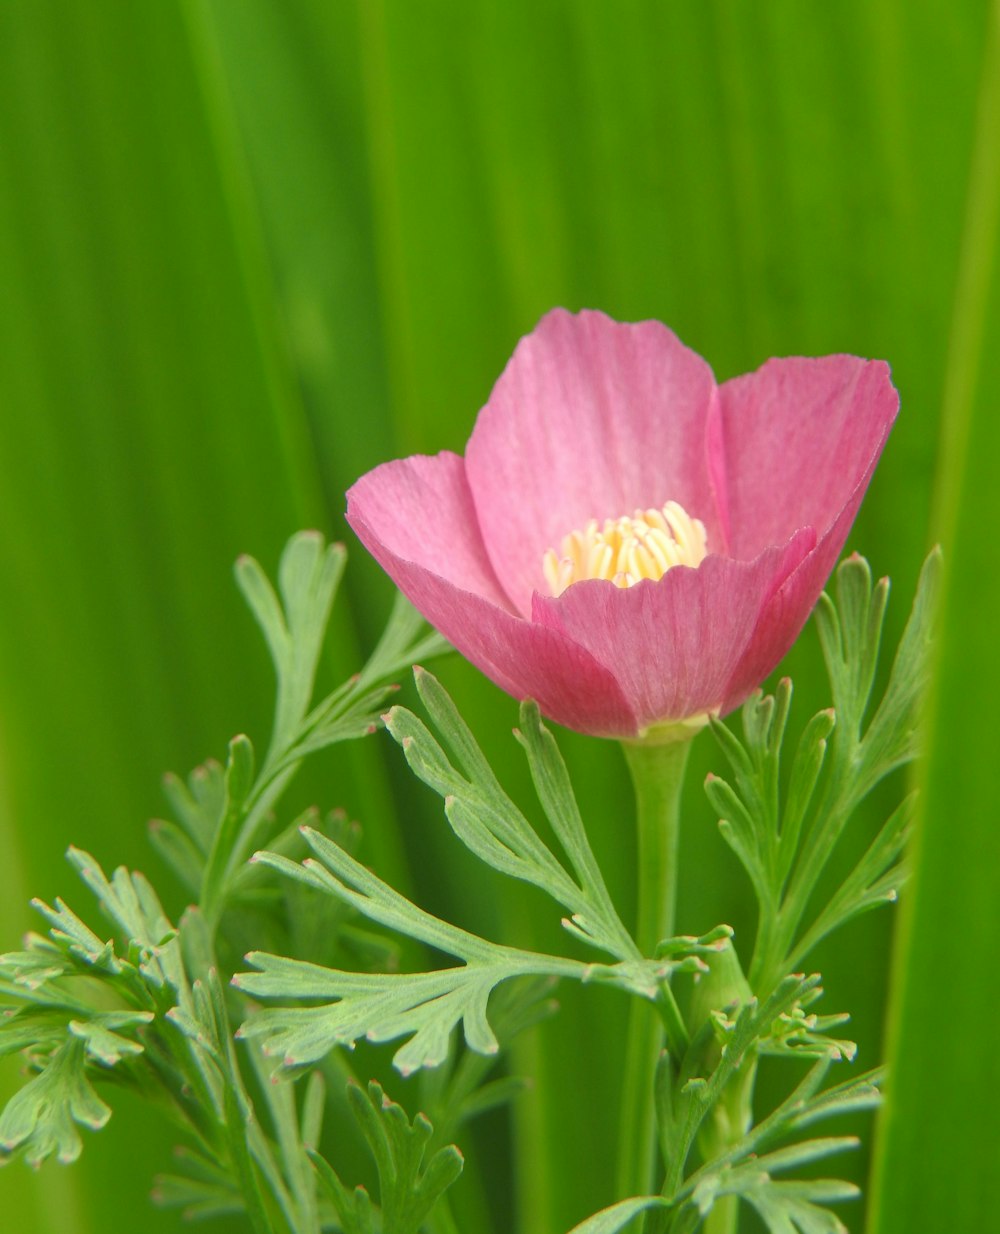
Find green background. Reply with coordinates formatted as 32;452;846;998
1;2;996;1232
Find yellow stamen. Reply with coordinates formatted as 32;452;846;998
543;501;708;597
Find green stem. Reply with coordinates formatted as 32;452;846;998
704;1194;739;1234
616;739;693;1203
698;1059;756;1234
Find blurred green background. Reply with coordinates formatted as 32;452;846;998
1;2;997;1232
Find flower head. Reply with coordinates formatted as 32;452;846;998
347;309;898;740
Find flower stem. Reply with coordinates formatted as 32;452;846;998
616;738;693;1204
698;1057;756;1234
703;1190;738;1234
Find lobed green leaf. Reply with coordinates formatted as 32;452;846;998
390;671;638;962
0;1038;110;1166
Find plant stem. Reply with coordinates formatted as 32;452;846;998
616;739;693;1203
698;1059;756;1234
704;1193;738;1234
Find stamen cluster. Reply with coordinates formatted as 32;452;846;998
543;501;708;596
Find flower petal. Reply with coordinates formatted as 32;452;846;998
346;452;513;607
718;356;899;560
346;452;639;736
719;500;866;712
531;530;815;732
465;308;724;614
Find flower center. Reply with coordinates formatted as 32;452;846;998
542;501;708;597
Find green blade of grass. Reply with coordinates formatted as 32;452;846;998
0;3;323;1230
870;3;1000;1231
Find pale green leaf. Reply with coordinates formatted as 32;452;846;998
566;1196;668;1234
0;1040;110;1166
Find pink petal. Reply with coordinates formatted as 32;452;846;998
719;501;864;712
465;308;725;615
531;530;815;732
718;356;899;560
346;453;639;736
346;453;512;608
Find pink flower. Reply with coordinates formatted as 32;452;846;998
347;309;898;740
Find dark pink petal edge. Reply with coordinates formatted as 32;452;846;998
719;361;898;709
720;486;874;712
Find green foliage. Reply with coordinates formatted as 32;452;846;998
0;534;463;1234
704;551;939;992
568;1197;671;1234
310;1081;463;1234
235;551;931;1234
563;553;931;1234
663;974;819;1182
0;850;182;1168
415;975;559;1150
182;532;448;932
0;1039;111;1168
665;1059;882;1234
576;1059;882;1234
584;552;934;1234
0;519;935;1234
387;675;645;961
236;821;721;1076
